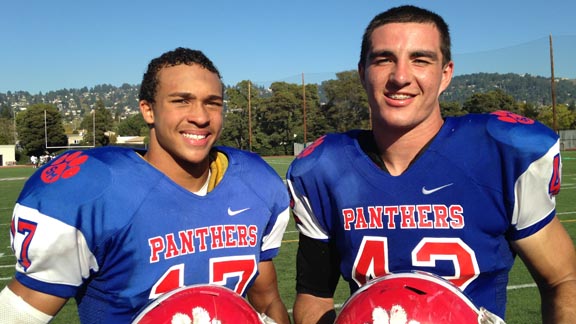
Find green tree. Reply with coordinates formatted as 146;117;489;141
517;102;540;120
537;104;575;130
81;100;114;146
117;113;148;136
299;83;324;144
220;109;248;149
321;70;369;132
0;104;13;119
219;81;256;150
16;103;67;157
462;89;519;114
0;118;15;144
440;101;466;117
211;80;323;154
258;82;306;155
0;105;16;145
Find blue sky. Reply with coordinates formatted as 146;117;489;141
1;1;574;94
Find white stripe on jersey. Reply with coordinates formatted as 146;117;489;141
512;140;559;230
12;203;98;286
262;207;290;251
287;180;329;240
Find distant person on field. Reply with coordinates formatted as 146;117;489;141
30;155;38;168
287;5;576;324
0;47;290;324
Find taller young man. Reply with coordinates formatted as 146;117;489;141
287;5;576;323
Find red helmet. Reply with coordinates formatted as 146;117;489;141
132;284;263;324
335;271;505;324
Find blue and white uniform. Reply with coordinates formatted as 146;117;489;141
10;146;289;323
287;111;561;318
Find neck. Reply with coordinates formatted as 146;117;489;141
373;118;443;176
142;149;211;193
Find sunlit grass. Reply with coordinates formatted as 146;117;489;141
1;151;575;323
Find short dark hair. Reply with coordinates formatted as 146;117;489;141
139;47;222;103
359;5;451;67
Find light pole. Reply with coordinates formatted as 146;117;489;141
13;106;17;145
248;80;252;152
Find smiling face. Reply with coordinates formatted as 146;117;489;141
359;22;453;134
140;63;223;174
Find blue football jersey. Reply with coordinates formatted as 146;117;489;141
10;146;289;323
287;111;561;318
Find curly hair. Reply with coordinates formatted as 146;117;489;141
139;47;222;103
359;5;451;68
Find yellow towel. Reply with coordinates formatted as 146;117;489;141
207;150;228;192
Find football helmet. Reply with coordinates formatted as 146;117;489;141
132;284;264;324
335;271;506;324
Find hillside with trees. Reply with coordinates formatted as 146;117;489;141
1;72;575;160
442;73;576;106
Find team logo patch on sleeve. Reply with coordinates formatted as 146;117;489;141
297;135;325;159
491;110;534;125
41;151;89;183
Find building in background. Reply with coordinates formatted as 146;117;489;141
0;145;16;166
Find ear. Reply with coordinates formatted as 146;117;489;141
439;61;454;94
139;100;154;124
358;63;366;88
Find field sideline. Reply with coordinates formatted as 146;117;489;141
0;151;575;323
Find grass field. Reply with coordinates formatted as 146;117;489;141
1;151;575;323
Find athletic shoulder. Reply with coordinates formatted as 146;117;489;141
288;130;362;178
216;146;288;205
448;111;558;155
217;146;283;184
22;147;135;193
444;111;560;235
17;146;157;219
216;147;289;248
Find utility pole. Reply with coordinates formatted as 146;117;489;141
248;80;252;152
92;109;96;146
550;34;557;133
44;110;48;150
13;106;17;145
302;73;307;145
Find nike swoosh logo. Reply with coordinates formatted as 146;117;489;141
422;183;454;195
227;207;250;216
